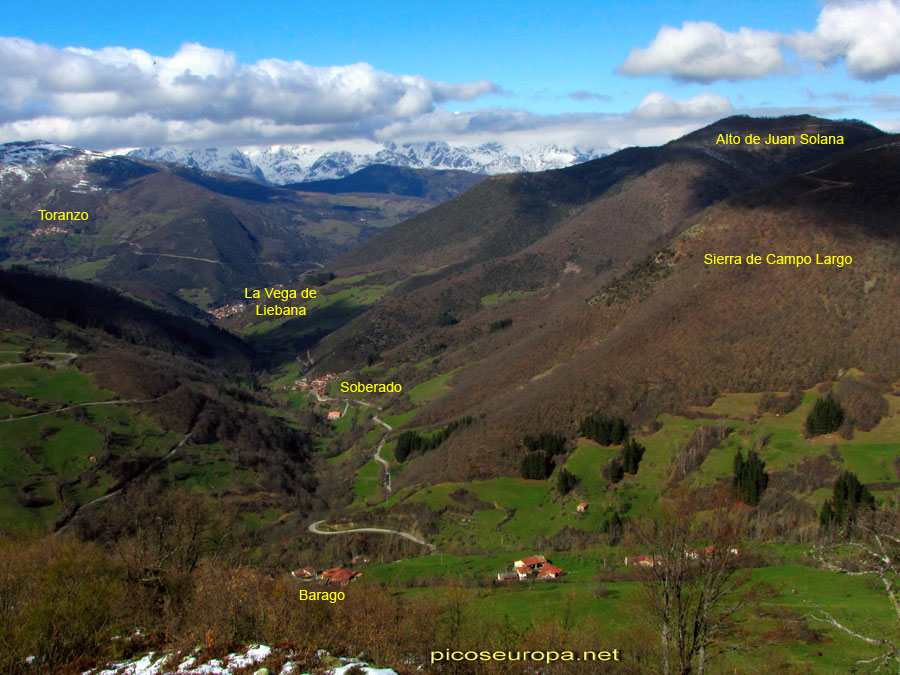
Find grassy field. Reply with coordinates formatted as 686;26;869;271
0;365;114;404
382;409;419;428
352;459;382;501
407;372;452;404
480;290;539;306
64;257;114;281
0;393;179;527
357;386;900;555
358;546;895;672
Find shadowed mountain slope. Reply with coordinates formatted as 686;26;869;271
287;116;898;481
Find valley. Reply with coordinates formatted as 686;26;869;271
3;114;900;674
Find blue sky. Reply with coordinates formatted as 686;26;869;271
2;0;900;150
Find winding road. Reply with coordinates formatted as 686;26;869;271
308;519;436;551
306;388;436;550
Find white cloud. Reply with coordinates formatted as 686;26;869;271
618;21;784;82
370;94;735;152
789;0;900;80
0;37;499;144
630;92;733;120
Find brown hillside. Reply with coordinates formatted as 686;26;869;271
308;120;899;483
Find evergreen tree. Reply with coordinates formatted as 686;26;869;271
819;472;876;534
622;438;646;474
732;450;769;506
557;468;578;495
579;413;629;445
523;432;567;455
521;452;553;480
805;393;845;437
603;456;625;484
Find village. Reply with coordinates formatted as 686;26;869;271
270;371;346;401
31;225;67;236
290;555;370;586
208;301;246;319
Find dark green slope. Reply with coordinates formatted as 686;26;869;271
0;148;458;311
0;268;319;532
287;164;487;201
331;115;885;276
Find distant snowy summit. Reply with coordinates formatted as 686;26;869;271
125;141;603;184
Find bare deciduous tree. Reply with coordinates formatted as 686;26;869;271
633;493;759;675
800;505;900;673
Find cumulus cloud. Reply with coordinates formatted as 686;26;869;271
620;2;900;83
0;37;499;147
630;92;733;120
789;0;900;80
618;21;784;82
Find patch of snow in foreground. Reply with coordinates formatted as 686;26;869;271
83;645;397;675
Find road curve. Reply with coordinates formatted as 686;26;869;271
0;396;164;424
373;437;391;493
0;351;77;369
308;519;436;551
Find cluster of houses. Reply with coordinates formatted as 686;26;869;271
290;373;342;398
31;226;67;237
625;546;740;568
208;302;247;319
290;565;362;585
497;555;566;582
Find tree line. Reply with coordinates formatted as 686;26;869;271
394;417;474;462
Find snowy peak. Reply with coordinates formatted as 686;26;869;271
0;140;107;188
0;140;99;167
126;141;603;184
126;146;266;183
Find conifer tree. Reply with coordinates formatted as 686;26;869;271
819;471;876;534
622;437;646;474
556;468;578;495
732;449;769;506
805;393;845;436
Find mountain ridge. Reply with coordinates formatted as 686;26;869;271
125;140;604;184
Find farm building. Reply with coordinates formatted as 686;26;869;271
537;564;565;579
320;567;362;585
577;502;588;513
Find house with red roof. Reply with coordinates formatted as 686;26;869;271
625;555;661;567
319;567;361;585
514;554;548;579
537;564;565;579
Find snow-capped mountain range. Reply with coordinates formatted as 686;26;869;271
0;140;108;192
125;141;603;184
0;139;603;188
